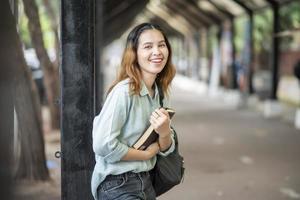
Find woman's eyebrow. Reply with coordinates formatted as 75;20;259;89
142;40;166;45
142;42;153;46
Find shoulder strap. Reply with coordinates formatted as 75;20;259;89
157;83;164;108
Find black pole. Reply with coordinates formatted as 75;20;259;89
195;31;201;80
230;17;238;89
61;0;95;199
248;12;254;94
270;2;280;100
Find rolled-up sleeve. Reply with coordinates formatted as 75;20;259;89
92;85;130;163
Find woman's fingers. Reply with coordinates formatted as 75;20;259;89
152;111;160;119
158;108;169;116
154;108;168;119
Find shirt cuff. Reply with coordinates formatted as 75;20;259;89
158;131;175;156
103;142;129;163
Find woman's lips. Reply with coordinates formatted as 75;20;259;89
150;58;163;64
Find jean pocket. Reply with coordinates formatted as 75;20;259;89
101;176;126;193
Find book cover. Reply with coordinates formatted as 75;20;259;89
132;108;175;150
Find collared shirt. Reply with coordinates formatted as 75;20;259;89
91;78;175;199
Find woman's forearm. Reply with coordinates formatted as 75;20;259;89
158;132;172;152
122;142;160;161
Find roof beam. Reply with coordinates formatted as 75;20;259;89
207;0;235;19
143;9;184;37
265;0;299;9
170;0;215;26
185;0;222;25
103;0;148;45
264;0;279;6
165;0;208;28
146;2;195;36
104;0;147;23
231;0;252;14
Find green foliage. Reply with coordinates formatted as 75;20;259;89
253;8;272;53
39;7;55;49
18;0;57;50
19;9;31;48
279;1;300;51
207;26;218;57
234;2;300;53
234;16;248;54
280;1;300;31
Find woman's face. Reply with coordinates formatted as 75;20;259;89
137;29;169;78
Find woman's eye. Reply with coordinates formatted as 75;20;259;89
159;44;166;47
144;45;152;49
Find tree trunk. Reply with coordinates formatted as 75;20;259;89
0;1;15;198
14;58;50;180
22;0;60;130
1;0;49;181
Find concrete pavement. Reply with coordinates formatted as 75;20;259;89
14;75;300;200
158;85;300;200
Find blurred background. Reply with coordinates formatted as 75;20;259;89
2;0;300;199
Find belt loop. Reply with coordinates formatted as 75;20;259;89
124;171;128;182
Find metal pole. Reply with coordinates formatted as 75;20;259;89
271;3;280;99
231;18;238;89
248;13;254;94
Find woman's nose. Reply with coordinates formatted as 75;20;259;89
152;46;161;55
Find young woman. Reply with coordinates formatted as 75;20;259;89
91;23;176;200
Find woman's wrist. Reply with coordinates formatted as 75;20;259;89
159;128;171;139
158;132;172;152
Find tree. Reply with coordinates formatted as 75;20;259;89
0;1;15;198
22;0;60;130
0;0;49;181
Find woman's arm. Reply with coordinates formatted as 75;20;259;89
121;142;160;161
93;85;131;163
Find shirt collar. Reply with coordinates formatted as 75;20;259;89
140;80;158;97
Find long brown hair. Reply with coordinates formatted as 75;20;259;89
107;23;176;97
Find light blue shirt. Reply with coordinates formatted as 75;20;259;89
91;78;175;199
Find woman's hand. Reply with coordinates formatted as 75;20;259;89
149;108;171;138
149;108;173;152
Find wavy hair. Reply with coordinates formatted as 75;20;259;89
107;23;176;97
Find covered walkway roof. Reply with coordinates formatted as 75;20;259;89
103;0;297;43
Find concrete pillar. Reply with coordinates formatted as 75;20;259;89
61;0;95;199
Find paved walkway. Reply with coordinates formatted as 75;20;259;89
15;76;300;200
158;84;300;200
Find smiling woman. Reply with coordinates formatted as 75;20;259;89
137;29;169;87
91;23;177;200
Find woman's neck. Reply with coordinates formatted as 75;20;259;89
142;73;156;94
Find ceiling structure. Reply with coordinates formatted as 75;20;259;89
102;0;298;44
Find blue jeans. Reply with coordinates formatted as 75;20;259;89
97;171;156;200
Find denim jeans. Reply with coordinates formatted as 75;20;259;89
97;171;156;200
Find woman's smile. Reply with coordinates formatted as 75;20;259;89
149;57;164;64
